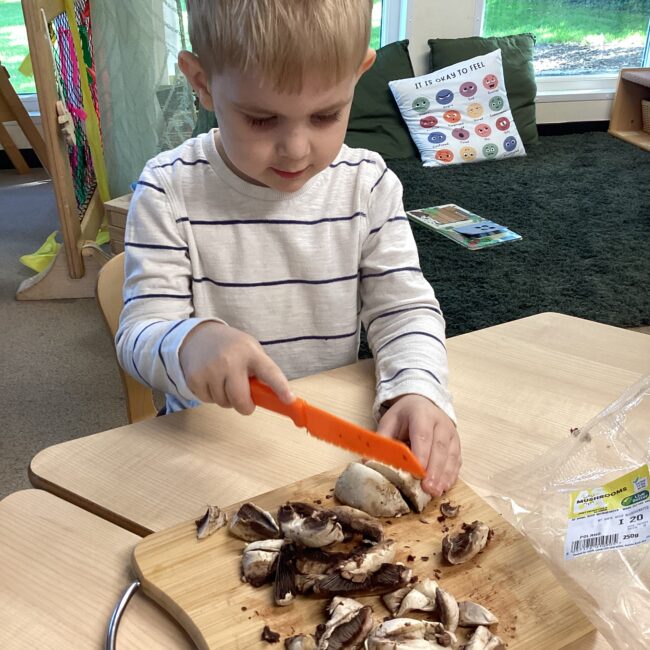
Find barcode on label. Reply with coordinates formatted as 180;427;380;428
571;533;619;553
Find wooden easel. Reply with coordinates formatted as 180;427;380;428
0;62;49;173
16;0;109;301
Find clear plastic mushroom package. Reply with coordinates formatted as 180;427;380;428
480;374;650;649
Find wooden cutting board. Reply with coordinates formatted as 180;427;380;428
133;467;592;649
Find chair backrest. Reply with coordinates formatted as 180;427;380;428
96;252;157;423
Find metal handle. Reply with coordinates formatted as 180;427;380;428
105;580;140;650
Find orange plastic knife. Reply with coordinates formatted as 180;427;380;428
249;378;426;478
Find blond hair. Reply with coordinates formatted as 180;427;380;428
186;0;372;92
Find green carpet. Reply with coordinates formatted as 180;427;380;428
386;132;650;337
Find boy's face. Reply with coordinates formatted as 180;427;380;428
180;51;375;193
211;68;356;192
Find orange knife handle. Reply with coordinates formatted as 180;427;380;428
249;378;307;428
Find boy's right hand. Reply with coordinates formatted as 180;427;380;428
179;322;294;415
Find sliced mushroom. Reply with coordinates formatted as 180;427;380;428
312;563;412;597
435;587;459;632
439;501;460;519
365;460;432;513
285;635;317;650
274;542;297;606
338;539;396;582
279;502;344;548
382;586;412;616
321;605;373;649
441;520;490;565
366;618;451;650
316;597;373;649
229;502;280;542
335;463;410;518
484;635;506;650
464;625;492;650
394;578;439;617
195;505;228;539
370;618;426;640
241;538;283;587
458;600;499;627
331;505;384;542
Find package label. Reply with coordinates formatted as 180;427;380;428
565;464;650;560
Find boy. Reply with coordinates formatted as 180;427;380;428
117;0;460;497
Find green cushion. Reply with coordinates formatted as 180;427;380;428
428;34;538;146
345;40;419;159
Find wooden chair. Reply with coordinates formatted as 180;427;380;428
95;252;157;423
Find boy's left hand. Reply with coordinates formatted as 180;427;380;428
376;394;461;497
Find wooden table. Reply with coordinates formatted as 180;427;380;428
26;313;650;649
30;313;650;535
0;490;192;649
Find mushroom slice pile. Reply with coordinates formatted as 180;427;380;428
365;461;432;513
241;538;283;587
279;502;344;548
442;520;491;565
195;505;227;539
334;463;410;517
229;502;280;542
330;505;384;542
464;625;505;650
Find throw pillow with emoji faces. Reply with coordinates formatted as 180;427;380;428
388;49;526;167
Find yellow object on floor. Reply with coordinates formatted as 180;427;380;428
20;231;61;273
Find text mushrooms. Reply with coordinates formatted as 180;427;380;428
334;463;410;517
441;520;491;565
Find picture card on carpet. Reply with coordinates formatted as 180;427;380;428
389;50;526;167
407;204;521;250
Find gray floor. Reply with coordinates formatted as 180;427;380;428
0;167;648;502
0;169;127;500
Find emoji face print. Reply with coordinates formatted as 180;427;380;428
436;89;454;105
428;131;446;144
483;74;499;90
435;149;454;163
443;110;461;124
503;136;518;152
452;128;470;141
488;96;504;112
412;97;430;113
460;146;477;161
475;123;492;137
496;116;511;131
483;143;499;159
467;102;484;119
420;115;438;129
459;81;477;97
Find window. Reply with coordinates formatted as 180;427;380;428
482;0;650;77
372;0;382;49
0;0;36;94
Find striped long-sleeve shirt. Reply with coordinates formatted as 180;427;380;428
116;130;455;422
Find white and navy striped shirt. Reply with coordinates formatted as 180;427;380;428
117;130;455;422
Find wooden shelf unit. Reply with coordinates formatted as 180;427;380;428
608;67;650;151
